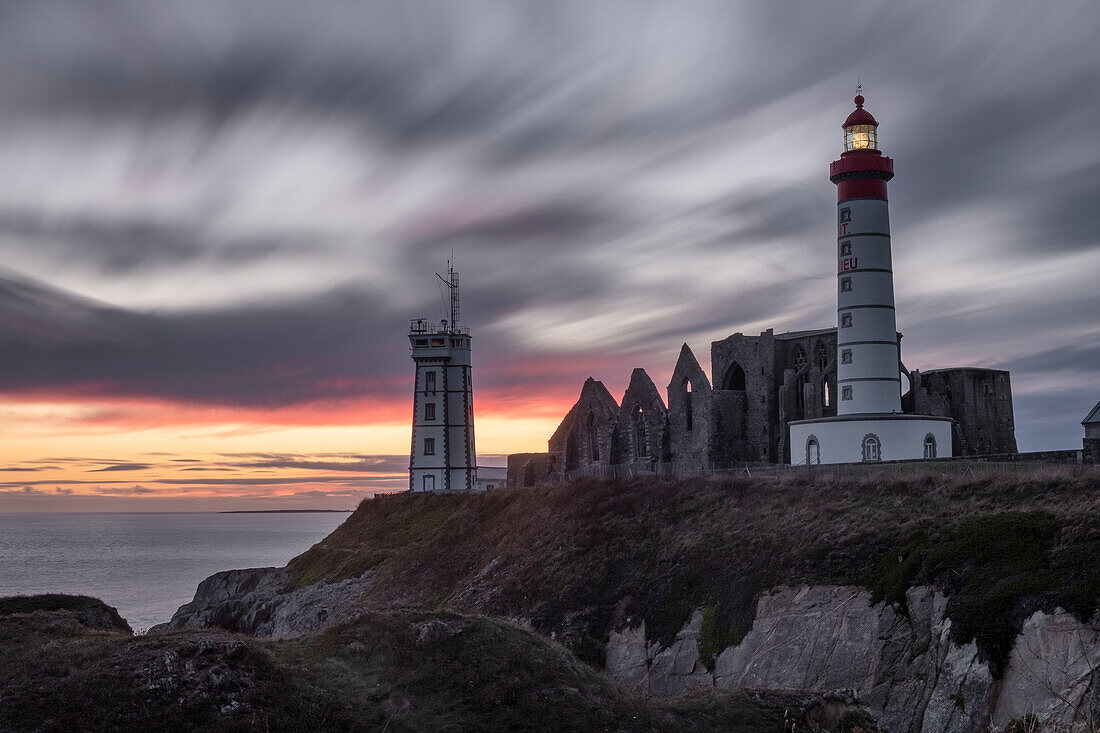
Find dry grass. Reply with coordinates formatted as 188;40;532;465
286;469;1100;673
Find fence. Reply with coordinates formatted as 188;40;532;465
557;450;1093;484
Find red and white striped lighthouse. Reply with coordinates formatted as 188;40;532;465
830;92;901;416
788;90;953;465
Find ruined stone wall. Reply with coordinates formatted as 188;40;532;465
534;333;1017;476
505;453;555;489
1084;438;1100;464
616;369;669;473
709;331;773;463
774;331;838;463
911;368;1017;455
708;329;838;465
667;345;713;472
547;378;619;479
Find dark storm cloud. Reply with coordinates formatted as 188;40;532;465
999;342;1100;378
705;187;833;249
890;74;1100;255
88;463;152;472
0;271;410;407
214;453;408;473
0;3;585;148
0;453;415;484
0;209;323;275
407;198;623;250
153;476;385;487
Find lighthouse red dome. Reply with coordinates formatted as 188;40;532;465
843;94;878;128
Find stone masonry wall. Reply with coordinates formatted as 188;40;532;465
666;344;713;472
911;368;1017;455
616;368;669;471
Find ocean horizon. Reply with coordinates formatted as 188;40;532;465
0;511;349;631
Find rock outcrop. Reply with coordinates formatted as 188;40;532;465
165;562;1100;732
0;594;132;633
606;585;1100;733
992;609;1100;731
153;567;374;639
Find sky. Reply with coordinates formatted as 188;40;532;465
0;1;1097;511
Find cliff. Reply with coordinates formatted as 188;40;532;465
163;471;1100;731
1;594;874;732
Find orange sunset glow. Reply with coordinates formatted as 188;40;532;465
0;387;580;510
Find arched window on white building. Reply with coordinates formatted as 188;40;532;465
806;436;820;465
861;434;881;462
924;433;937;459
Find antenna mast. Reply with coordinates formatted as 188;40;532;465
436;260;459;332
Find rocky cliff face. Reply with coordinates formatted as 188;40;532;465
607;585;1100;733
154;567;375;639
163;567;1100;732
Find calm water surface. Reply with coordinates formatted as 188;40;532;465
0;512;348;631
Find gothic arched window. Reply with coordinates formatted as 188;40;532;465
815;342;829;370
806;436;820;465
862;434;881;462
565;430;580;470
684;380;693;432
793;346;808;371
924;434;937;459
723;363;746;391
586;413;599;462
633;406;648;458
797;372;810;411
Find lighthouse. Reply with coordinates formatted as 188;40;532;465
408;262;477;491
831;92;902;416
788;91;952;465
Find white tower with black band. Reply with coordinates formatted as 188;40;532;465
789;91;952;465
408;262;477;492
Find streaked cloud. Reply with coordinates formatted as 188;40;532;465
0;2;1096;510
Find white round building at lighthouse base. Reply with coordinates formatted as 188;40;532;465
789;414;952;466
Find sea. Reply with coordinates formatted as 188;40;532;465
0;512;349;632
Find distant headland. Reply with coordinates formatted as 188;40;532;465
218;509;353;514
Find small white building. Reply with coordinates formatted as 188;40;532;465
474;466;507;491
408;263;478;491
789;92;952;465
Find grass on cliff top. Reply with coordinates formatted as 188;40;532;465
0;597;876;732
285;467;1099;676
0;593;132;632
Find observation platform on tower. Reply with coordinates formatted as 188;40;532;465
409;318;470;336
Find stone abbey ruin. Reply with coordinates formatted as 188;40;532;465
506;325;1017;487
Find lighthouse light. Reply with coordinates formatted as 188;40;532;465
845;124;877;151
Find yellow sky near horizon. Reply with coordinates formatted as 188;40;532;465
0;398;559;511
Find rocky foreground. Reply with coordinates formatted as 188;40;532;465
159;471;1100;732
1;595;876;732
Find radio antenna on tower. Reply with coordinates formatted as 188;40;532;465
436;259;459;332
